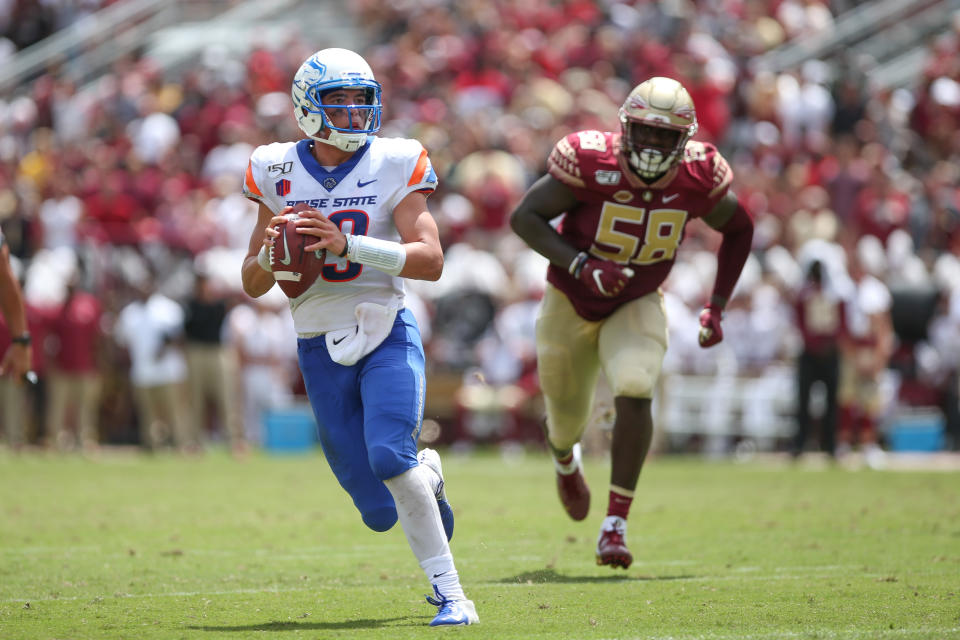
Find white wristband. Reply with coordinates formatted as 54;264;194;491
257;244;272;272
345;234;406;276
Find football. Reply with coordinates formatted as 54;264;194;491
270;204;325;298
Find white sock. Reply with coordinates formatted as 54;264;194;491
383;466;466;600
420;553;465;601
554;442;582;475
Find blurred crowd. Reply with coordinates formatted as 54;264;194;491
1;0;959;454
0;0;121;56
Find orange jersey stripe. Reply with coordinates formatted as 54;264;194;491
407;149;429;187
244;161;263;197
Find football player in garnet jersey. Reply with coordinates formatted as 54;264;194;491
510;76;754;569
239;48;477;626
0;226;32;381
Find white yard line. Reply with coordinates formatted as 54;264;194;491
3;586;312;603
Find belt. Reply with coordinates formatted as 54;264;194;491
296;306;405;340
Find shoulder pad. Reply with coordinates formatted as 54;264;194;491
374;137;438;193
547;130;614;189
681;141;733;199
243;142;295;202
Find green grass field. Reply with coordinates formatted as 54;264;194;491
1;447;958;639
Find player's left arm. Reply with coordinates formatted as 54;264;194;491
295;190;442;281
0;238;31;379
697;190;754;347
391;190;444;281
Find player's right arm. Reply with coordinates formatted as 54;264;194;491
241;201;289;298
511;173;633;298
509;173;580;271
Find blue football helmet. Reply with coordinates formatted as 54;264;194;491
292;48;382;152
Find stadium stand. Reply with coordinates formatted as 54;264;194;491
1;0;958;456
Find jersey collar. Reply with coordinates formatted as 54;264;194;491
296;138;372;192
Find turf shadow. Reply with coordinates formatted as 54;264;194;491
188;617;411;632
500;568;695;584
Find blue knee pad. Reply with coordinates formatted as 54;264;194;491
368;442;412;482
361;505;398;532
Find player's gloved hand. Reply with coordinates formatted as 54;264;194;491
571;252;633;297
698;303;724;348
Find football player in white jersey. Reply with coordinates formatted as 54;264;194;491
239;48;477;627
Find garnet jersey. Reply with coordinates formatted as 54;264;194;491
547;130;733;321
795;284;846;356
242;137;437;334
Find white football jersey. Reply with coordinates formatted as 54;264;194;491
845;274;892;339
243;137;437;333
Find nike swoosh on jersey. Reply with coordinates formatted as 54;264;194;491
332;335;348;345
357;178;378;188
663;193;679;203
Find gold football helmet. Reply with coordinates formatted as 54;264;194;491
619;77;698;180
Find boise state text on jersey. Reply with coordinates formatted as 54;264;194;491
242;137;437;334
546;130;733;321
284;196;379;208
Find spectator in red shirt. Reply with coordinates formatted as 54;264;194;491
45;276;104;452
0;294;53;449
852;163;910;244
82;170;146;246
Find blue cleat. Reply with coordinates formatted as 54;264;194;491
418;448;454;541
426;586;479;626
